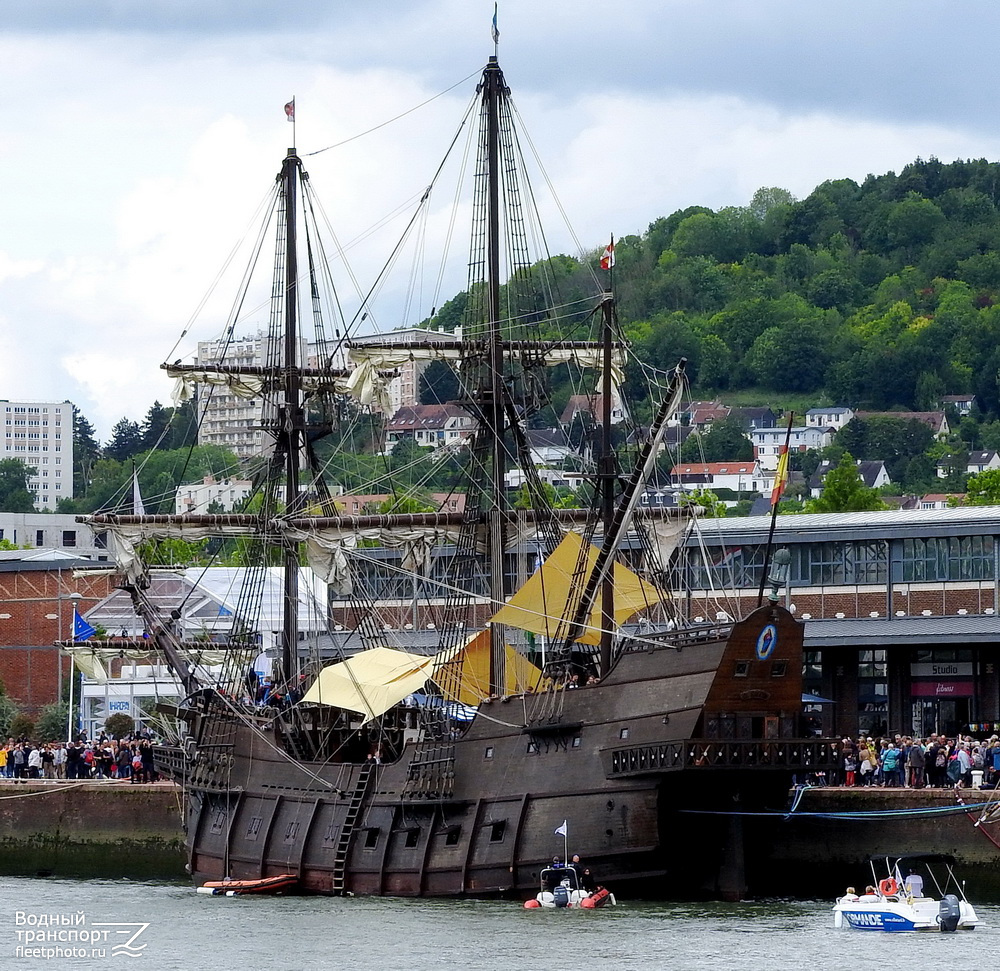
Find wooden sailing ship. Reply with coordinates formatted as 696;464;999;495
82;54;836;900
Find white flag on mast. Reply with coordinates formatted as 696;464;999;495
132;466;145;516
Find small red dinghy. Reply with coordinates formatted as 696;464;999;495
197;874;299;896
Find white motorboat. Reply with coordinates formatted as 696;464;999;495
524;866;616;910
833;855;980;932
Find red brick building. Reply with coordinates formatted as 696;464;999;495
0;561;115;715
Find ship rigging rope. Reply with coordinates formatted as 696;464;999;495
304;70;481;157
342;546;683;653
0;782;93;800
954;788;1000;849
679;804;995;820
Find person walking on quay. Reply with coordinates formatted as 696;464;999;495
40;744;55;780
27;744;41;780
117;745;132;781
907;737;925;788
858;739;874;786
65;741;80;780
881;742;901;787
11;743;26;779
53;743;66;780
955;743;973;788
930;738;949;788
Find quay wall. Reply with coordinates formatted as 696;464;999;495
744;787;1000;899
0;781;186;880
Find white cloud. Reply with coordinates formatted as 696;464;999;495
1;6;999;437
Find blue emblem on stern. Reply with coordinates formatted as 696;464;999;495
755;624;777;660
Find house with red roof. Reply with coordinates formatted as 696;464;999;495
669;461;767;496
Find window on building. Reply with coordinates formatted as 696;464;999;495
896;536;994;582
858;648;888;736
62;530;76;547
35;530;44;547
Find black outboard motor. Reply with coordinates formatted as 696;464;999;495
553;884;570;908
938;894;961;932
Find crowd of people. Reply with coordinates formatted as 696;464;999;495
836;732;1000;789
0;735;161;783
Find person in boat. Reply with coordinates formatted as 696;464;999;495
839;887;859;903
544;858;565;891
903;870;923;898
859;886;879;901
581;868;597;893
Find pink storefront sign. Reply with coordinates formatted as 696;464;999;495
911;681;975;697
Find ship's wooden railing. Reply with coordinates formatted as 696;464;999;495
606;737;840;777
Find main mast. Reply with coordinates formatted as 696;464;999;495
482;56;509;698
279;146;304;683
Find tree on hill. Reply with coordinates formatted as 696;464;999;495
139;401;173;452
679;416;753;462
0;458;36;512
72;406;102;498
804;453;889;513
104;418;143;462
965;468;1000;505
419;360;461;405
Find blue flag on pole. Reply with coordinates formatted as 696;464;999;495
491;3;500;44
72;609;96;642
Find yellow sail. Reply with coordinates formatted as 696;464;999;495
431;629;544;705
302;631;544;719
302;646;437;721
490;530;664;645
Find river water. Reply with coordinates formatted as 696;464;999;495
2;878;996;971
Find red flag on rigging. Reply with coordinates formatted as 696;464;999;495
284;99;295;122
600;241;615;270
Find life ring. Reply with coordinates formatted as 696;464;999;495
878;878;899;897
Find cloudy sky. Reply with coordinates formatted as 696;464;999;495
3;1;1000;438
